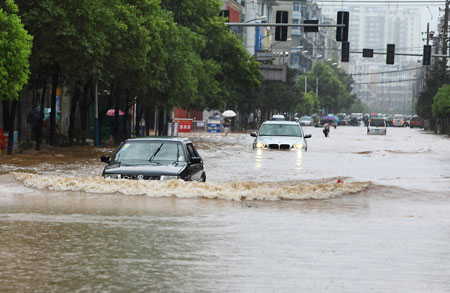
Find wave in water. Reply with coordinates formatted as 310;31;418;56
12;172;369;201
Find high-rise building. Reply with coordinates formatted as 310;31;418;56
322;4;422;112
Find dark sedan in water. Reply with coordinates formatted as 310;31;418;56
101;137;206;182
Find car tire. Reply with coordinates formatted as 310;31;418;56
200;173;206;182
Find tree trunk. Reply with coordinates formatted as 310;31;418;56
7;100;17;155
35;77;47;151
98;84;115;144
124;94;130;139
113;91;120;144
49;68;59;146
79;82;91;144
68;85;81;146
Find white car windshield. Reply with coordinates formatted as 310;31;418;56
259;124;302;137
114;141;186;163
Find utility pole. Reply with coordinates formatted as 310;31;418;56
443;0;449;83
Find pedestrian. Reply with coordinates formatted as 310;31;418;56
223;116;231;136
323;120;331;137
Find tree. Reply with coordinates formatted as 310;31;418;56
161;0;262;110
416;60;446;120
297;62;355;114
0;0;32;154
432;84;450;118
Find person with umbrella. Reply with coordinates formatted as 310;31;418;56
323;120;331;137
222;110;236;136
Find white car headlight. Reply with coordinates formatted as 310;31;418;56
256;142;266;148
160;175;180;181
292;143;304;149
105;174;121;179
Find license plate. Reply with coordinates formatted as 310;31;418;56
375;129;380;132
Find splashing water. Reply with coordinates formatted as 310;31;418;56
12;172;369;201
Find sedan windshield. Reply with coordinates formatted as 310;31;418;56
259;124;302;137
114;141;185;163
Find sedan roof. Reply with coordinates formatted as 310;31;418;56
125;137;191;143
262;121;300;125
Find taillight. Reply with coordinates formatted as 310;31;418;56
392;120;394;124
402;120;404;124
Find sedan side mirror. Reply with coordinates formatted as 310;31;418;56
304;134;312;139
190;157;202;164
101;156;111;163
250;132;257;137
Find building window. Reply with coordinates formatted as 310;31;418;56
293;2;300;11
293;18;299;30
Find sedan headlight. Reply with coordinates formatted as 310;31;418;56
292;143;304;149
255;142;266;148
160;175;180;181
104;174;121;179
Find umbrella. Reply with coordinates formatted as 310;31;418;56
106;109;125;116
222;110;236;117
322;115;339;122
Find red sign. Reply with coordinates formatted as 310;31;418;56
174;119;193;133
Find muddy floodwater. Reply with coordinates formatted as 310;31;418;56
1;126;449;292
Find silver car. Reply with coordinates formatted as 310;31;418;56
299;116;314;126
367;118;387;135
250;121;311;151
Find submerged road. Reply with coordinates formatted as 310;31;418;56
0;126;449;292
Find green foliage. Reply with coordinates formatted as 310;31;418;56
161;0;262;109
294;92;318;116
416;60;446;119
0;0;32;101
432;84;450;118
295;61;355;114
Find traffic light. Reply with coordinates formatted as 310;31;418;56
423;45;432;65
336;11;349;42
219;10;229;22
386;44;395;64
275;11;288;41
363;49;373;58
304;19;319;33
341;41;350;62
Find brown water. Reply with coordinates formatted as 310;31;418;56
1;126;449;292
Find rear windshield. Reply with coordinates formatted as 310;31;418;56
370;119;385;127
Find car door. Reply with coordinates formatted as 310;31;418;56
185;143;203;181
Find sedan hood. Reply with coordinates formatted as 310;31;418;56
104;162;187;176
257;136;303;146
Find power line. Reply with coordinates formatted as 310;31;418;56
351;66;423;75
354;78;419;84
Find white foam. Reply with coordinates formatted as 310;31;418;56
13;172;369;201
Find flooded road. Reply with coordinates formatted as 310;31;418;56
1;126;449;292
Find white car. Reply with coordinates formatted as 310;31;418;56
392;114;405;127
251;121;311;150
367;118;386;135
299;116;313;126
271;114;285;121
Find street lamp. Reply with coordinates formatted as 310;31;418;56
270;38;292;51
246;16;267;23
